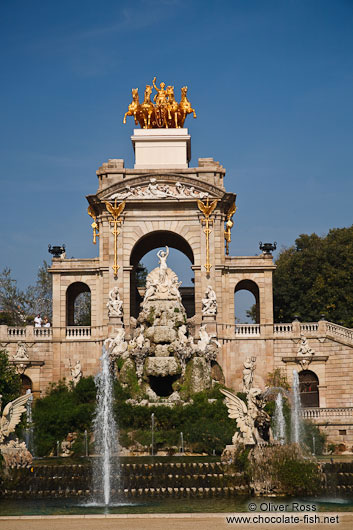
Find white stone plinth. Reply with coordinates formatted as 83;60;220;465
131;129;191;169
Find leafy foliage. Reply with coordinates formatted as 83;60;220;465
26;260;52;321
136;261;148;287
33;377;96;456
273;226;353;326
73;292;91;325
0;349;21;405
266;369;290;391
0;268;29;325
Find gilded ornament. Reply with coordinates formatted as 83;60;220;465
197;198;218;274
123;77;196;129
224;201;237;255
87;205;100;244
104;200;126;277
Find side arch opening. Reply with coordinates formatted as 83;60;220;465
234;279;260;323
299;370;319;408
66;282;91;326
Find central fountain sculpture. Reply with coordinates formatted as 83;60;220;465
106;247;222;403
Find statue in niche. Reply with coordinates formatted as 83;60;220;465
70;359;82;387
297;335;315;356
13;342;29;361
242;357;256;393
157;246;169;283
202;285;217;315
107;286;123;317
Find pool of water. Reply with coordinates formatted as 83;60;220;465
1;496;353;516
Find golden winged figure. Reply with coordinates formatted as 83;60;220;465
227;202;237;220
104;200;126;220
87;205;96;220
0;393;32;443
197;198;218;218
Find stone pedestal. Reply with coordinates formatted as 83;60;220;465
131;129;191;169
108;316;123;337
201;314;217;335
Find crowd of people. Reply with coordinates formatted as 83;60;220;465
34;314;51;327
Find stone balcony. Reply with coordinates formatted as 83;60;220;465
301;407;353;419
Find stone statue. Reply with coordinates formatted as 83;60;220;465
297;335;315;356
202;285;217;315
13;342;29;361
198;324;220;353
107;286;123;317
221;388;271;446
0;393;33;468
242;357;256;393
157;246;169;283
70;359;82;387
0;393;32;443
105;328;128;360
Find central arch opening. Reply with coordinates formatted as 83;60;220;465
130;231;195;319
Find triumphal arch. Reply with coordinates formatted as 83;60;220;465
2;78;353;446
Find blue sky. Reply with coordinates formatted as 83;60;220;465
1;0;352;299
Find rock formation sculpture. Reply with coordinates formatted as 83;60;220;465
106;247;223;402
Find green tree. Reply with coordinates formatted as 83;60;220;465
0;349;21;406
136;261;148;287
273;226;353;327
26;260;52;321
0;268;28;325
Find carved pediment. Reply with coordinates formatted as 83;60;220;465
96;174;228;203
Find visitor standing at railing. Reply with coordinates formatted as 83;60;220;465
43;317;51;327
34;314;42;327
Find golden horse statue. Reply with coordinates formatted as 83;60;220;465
123;79;197;129
178;86;197;127
166;86;179;128
139;84;155;129
123;88;141;125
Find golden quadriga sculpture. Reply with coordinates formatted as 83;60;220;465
123;77;196;129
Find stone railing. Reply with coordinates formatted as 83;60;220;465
33;327;52;338
326;322;353;344
234;324;260;336
273;323;293;334
301;407;353;419
66;326;91;339
4;326;52;339
7;327;27;338
300;322;319;333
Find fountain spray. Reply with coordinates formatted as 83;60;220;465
92;346;119;505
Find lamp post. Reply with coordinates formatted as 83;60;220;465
180;432;184;454
151;413;155;457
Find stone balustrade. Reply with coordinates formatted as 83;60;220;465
66;326;92;339
273;323;293;334
301;407;353;419
326;322;353;343
1;325;52;339
300;322;319;333
234;324;260;335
